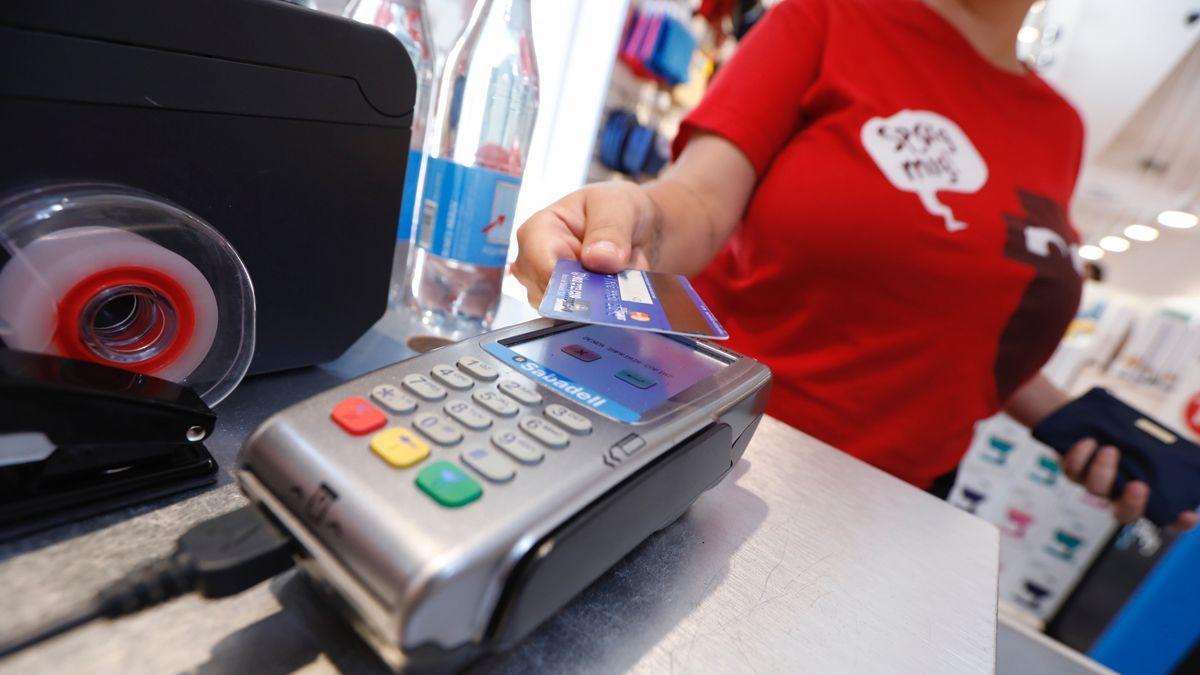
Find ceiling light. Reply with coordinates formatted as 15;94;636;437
1099;235;1130;252
1079;244;1104;260
1017;26;1040;44
1158;210;1198;229
1124;223;1159;241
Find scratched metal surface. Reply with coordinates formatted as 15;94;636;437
0;307;999;674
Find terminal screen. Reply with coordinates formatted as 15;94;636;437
506;324;728;418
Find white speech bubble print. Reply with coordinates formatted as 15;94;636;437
861;110;988;232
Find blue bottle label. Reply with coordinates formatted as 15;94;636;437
416;157;521;268
398;148;423;242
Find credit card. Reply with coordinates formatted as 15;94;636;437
538;260;729;340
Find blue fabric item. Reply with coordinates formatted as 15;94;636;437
1032;387;1200;526
649;17;696;86
621;125;655;175
1090;527;1200;674
600;110;636;171
643;132;667;175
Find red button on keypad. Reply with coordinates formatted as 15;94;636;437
331;397;386;435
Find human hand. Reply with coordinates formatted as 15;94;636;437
1062;438;1199;531
512;181;660;306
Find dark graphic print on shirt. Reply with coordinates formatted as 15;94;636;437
995;189;1084;403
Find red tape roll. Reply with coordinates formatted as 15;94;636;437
54;266;197;376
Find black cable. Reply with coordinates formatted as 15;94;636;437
0;505;296;659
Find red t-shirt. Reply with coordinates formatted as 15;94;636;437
675;0;1085;487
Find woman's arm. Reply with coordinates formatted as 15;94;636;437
512;132;756;304
1004;373;1070;428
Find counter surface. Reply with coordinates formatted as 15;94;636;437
0;310;999;674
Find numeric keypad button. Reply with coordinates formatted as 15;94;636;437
472;389;519;417
403;373;447;401
444;400;492;430
492;430;545;464
461;448;515;483
369;427;429;468
544;404;592;434
371;385;418;414
457;356;499;381
431;364;474;390
519;416;569;449
498;379;542;405
413;412;463;446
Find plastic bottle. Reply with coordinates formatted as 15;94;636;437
344;0;436;302
402;0;539;333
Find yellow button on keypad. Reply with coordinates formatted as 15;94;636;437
370;427;430;468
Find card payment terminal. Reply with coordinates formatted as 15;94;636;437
237;319;771;669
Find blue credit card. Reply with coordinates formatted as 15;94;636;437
537;260;728;340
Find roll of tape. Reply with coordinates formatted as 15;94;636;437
0;226;219;381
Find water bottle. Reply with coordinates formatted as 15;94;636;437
403;0;539;333
344;0;436;302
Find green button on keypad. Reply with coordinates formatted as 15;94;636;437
416;461;482;507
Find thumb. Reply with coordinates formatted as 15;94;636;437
579;192;638;274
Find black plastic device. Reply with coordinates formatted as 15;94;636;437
0;349;218;540
486;419;758;651
0;0;416;374
1033;387;1200;526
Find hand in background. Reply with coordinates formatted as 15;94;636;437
1063;438;1199;531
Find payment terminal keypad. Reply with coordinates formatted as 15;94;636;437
402;373;447;401
431;364;474;390
326;355;588;508
416;461;482;507
369;428;430;468
370;385;418;414
472;389;519;417
544;404;592;434
444;401;493;430
331;397;387;435
492;430;545;464
497;379;542;405
414;413;464;446
246;318;771;663
456;356;499;381
518;417;569;448
461;447;516;483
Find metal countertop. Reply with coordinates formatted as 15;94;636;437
0;307;999;674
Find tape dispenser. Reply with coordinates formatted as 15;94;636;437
0;185;254;535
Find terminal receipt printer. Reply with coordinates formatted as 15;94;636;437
238;319;771;668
